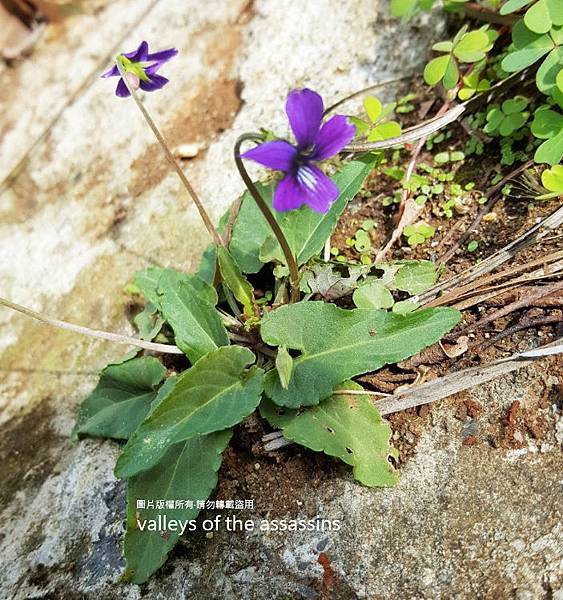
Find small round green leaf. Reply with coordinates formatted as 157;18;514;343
424;55;450;86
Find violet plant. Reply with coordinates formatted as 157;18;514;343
4;43;461;583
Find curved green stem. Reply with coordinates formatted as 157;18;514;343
234;133;300;303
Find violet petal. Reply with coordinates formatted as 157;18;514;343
147;47;178;63
310;115;356;161
273;173;308;212
285;88;324;149
294;164;339;213
124;40;149;62
242;140;298;171
101;64;119;79
139;74;169;92
115;78;131;97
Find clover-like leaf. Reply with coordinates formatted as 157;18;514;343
73;357;166;440
124;430;231;583
115;346;264;478
261;302;460;408
501;20;556;72
531;105;563;164
353;281;395;309
541;164;563;192
260;382;398;487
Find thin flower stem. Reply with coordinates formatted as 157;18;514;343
0;296;184;354
115;59;225;248
234;133;300;303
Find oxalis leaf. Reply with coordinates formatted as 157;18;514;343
261;302;460;408
124;429;231;584
72;357;166;441
115;346;263;478
260;381;398;487
261;153;378;266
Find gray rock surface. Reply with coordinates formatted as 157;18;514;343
0;1;561;598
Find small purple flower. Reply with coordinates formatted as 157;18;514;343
102;41;178;98
242;89;355;213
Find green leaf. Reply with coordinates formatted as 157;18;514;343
443;56;460;89
73;357;166;441
197;244;218;284
502;97;529;114
124;430;231;584
353;281;395;309
389;260;438;294
390;0;417;17
535;129;563;164
453;30;491;62
115;346;263;478
499;112;528;136
261;154;378;266
557;68;563;92
217;247;256;317
260;382;398;487
134;267;217;310
501;20;553;72
424;55;450;86
364;96;383;123
531;106;563;138
548;0;563;25
227;183;275;273
133;302;163;341
525;0;552;34
541;164;563;191
484;107;505;133
156;271;229;362
500;0;533;15
367;121;402;141
261;302;461;408
432;40;454;52
536;46;563;93
275;345;293;389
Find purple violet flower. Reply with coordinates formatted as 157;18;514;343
242;88;355;213
102;41;178;98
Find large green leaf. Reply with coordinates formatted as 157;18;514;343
115;346;263;478
154;270;229;362
72;357;166;440
261;382;398;487
124;430;231;584
260;154;378;266
261;302;460;408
